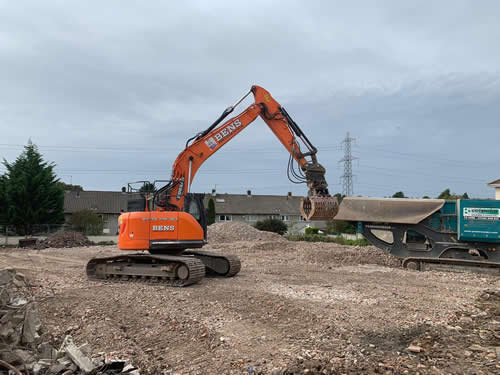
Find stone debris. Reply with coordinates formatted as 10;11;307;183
208;221;287;243
35;231;94;249
0;268;138;374
407;344;422;353
60;336;96;373
1;242;499;374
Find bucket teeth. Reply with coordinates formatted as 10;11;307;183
300;196;339;221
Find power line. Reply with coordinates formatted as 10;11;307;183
0;143;343;154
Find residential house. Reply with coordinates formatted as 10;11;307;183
63;190;132;234
64;189;321;235
204;190;324;233
488;179;500;200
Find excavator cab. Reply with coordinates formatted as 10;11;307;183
182;193;208;240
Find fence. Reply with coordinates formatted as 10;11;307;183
0;224;117;247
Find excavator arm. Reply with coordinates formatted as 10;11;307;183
154;85;338;220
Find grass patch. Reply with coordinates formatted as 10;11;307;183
96;240;116;246
285;234;370;246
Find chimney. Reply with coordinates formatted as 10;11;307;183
211;188;216;197
247;190;252;197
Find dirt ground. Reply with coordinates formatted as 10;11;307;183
0;240;498;374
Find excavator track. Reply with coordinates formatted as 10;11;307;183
402;257;500;275
86;254;206;287
184;250;241;277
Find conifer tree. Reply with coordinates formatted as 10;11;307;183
0;175;7;224
207;198;216;225
3;142;64;234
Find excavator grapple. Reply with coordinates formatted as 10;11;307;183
300;196;339;221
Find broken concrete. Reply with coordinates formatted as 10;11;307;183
0;268;139;374
60;335;96;373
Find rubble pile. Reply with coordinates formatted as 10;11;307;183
0;268;139;374
208;221;287;243
35;232;94;249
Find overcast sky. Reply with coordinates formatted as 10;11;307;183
1;1;499;198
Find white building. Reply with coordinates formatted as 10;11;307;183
487;179;500;200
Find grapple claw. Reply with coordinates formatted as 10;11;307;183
300;196;339;221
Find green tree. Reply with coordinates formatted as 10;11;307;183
305;227;320;235
392;191;406;198
437;189;468;200
3;142;64;235
139;183;156;193
57;182;83;191
71;209;104;235
326;220;356;234
437;188;453;199
0;175;8;224
207;198;216;225
254;218;287;235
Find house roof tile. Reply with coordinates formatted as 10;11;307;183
63;191;131;214
64;191;303;216
204;193;301;215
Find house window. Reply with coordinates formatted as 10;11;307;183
247;215;258;222
280;215;289;221
218;215;232;222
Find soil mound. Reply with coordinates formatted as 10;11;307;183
36;231;94;249
207;221;287;243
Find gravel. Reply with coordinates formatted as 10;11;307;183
207;222;287;243
0;237;498;374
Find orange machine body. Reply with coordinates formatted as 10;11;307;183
116;85;334;254
118;211;205;253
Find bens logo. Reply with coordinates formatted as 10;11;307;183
205;119;243;150
152;225;175;232
205;137;217;150
214;119;242;142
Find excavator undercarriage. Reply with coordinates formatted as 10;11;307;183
86;251;241;287
86;193;242;287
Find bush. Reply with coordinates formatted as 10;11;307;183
326;220;356;234
305;227;320;235
96;240;116;246
71;210;105;235
254;218;287;235
285;234;370;246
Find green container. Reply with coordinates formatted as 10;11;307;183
457;199;500;242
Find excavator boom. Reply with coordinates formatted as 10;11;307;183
156;85;338;220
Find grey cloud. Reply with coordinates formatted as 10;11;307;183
1;1;499;198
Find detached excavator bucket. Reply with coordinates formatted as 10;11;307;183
300;196;339;221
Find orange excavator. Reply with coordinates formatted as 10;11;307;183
86;86;339;286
